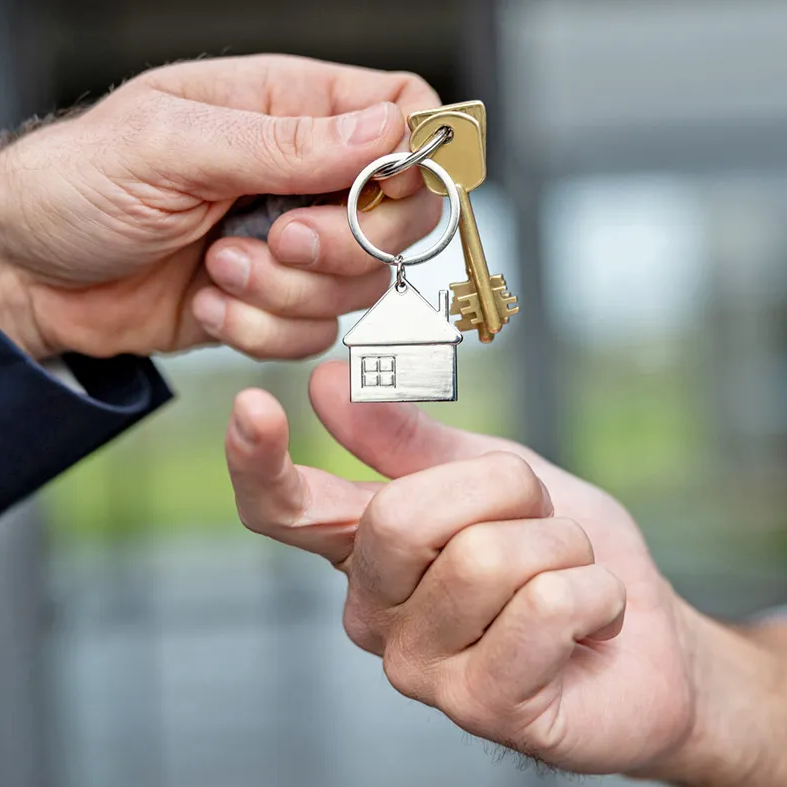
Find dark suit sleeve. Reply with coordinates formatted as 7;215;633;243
0;330;173;513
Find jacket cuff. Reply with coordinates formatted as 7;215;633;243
0;331;173;512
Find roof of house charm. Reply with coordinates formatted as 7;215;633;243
343;281;462;403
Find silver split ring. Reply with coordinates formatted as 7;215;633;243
371;126;453;181
347;153;460;266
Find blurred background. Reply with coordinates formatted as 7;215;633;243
2;1;787;785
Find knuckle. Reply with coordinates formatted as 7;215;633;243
444;527;505;588
524;572;575;621
486;449;532;479
234;323;274;359
392;69;425;86
379;613;439;703
342;598;379;654
393;71;440;104
382;641;423;701
227;313;338;362
363;486;409;547
264;272;307;314
484;450;540;500
264;115;315;167
381;648;410;697
347;546;380;597
435;663;498;734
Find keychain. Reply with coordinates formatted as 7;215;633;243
343;101;519;404
344;153;462;403
216;101;519;403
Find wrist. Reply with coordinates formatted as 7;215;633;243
633;599;787;786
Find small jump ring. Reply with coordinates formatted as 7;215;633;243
347;153;460;266
395;257;407;291
371;126;453;181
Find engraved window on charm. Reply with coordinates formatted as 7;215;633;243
361;355;396;388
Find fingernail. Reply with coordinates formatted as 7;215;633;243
231;413;257;448
339;103;390;146
193;290;226;332
277;221;320;266
540;479;555;516
214;247;250;292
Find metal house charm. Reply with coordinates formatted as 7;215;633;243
343;280;462;403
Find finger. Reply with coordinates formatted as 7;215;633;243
309;361;530;477
398;518;595;658
227;389;303;529
205;238;391;317
452;566;626;715
192;287;338;359
142;56;439;200
328;64;441;200
267;188;443;275
309;361;586;505
350;453;553;607
143;55;440;120
226;388;376;564
111;88;406;200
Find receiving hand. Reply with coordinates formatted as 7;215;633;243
0;56;440;360
223;361;787;785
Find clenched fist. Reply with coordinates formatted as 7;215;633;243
224;360;787;787
0;55;441;361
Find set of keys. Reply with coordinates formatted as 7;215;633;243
342;100;519;403
408;101;519;343
216;100;518;403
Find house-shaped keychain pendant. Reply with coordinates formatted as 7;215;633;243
343;281;463;403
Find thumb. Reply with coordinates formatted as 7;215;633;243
309;360;548;479
125;92;404;199
254;102;403;193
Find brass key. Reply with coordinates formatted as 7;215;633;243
409;103;518;342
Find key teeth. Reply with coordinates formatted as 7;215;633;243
455;311;484;328
490;274;519;322
453;312;484;331
449;298;469;317
449;284;484;329
450;280;475;297
451;276;520;331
